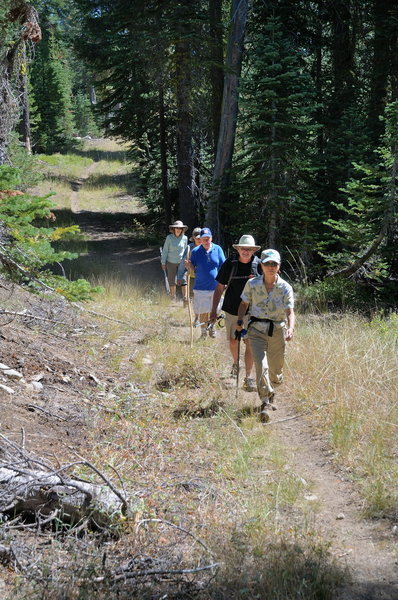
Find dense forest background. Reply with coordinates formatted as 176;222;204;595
1;0;397;306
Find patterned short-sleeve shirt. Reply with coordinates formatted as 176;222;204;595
241;275;294;329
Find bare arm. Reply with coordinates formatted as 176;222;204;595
210;283;226;321
236;301;250;329
285;308;295;341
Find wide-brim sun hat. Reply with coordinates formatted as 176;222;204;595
232;234;261;251
190;227;202;241
169;220;188;232
260;249;281;264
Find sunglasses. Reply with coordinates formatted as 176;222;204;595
263;261;279;267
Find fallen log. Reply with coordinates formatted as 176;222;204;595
0;435;127;531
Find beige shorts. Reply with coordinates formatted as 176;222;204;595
225;312;249;340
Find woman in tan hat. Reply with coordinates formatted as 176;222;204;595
177;227;202;310
161;220;188;301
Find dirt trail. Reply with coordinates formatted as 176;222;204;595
272;391;397;599
67;160;397;599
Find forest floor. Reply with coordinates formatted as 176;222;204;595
0;140;396;599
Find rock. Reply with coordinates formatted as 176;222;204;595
142;356;153;365
0;363;11;370
31;381;44;392
336;512;345;520
0;384;15;394
4;369;23;379
304;494;318;501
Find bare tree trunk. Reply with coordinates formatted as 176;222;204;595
175;1;198;230
209;0;224;158
19;45;32;154
159;86;171;226
0;2;41;164
205;0;249;242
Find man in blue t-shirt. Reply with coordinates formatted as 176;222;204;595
187;228;225;339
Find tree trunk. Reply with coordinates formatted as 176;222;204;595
175;2;198;230
209;0;224;158
205;0;249;242
159;85;171;226
19;44;32;154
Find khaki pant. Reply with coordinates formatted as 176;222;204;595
248;324;285;399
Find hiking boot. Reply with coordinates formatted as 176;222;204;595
200;328;207;339
209;325;216;338
259;402;270;423
230;363;238;377
243;377;256;392
268;393;277;410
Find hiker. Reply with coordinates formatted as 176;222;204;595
160;220;188;302
186;227;225;339
210;234;260;392
236;249;295;423
177;226;202;314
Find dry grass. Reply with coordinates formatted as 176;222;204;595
287;313;398;517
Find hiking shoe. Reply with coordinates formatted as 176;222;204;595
243;377;256;392
231;363;238;377
259;404;270;423
200;328;207;339
209;325;216;338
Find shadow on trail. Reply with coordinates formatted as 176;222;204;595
53;208;163;289
72;147;128;162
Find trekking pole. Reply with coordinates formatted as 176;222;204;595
186;245;194;348
159;247;170;295
235;329;241;401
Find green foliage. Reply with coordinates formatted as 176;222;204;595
29;25;76;153
296;277;374;314
0;165;100;301
321;101;398;279
233;13;320;254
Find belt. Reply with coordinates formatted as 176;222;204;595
247;316;274;337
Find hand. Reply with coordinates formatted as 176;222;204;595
285;328;294;341
209;311;217;323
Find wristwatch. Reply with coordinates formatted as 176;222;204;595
237;319;243;326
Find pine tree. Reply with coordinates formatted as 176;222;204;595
233;12;318;252
29;21;75;153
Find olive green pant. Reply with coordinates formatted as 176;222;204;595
247;324;285;400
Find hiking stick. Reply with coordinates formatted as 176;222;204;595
186;245;194;348
235;332;241;401
159;247;170;295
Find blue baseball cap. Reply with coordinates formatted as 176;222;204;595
200;227;212;238
260;249;281;264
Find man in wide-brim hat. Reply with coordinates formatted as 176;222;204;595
210;234;260;391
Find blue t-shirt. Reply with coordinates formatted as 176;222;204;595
190;243;225;291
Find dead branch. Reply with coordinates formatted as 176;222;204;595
71;302;132;326
0;309;65;324
94;561;220;583
0;244;55;292
137;518;216;559
0;435;127;529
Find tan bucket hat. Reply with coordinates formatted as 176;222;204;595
190;227;202;241
232;234;260;251
169;220;188;232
